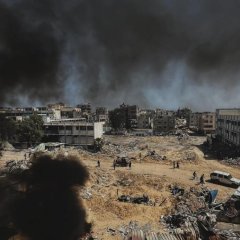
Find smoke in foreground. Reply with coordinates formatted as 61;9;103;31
0;154;91;240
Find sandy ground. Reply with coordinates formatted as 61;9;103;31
1;135;240;239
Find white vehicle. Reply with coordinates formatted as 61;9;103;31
210;171;240;187
232;186;240;199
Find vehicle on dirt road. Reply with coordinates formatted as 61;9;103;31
210;170;240;187
115;156;130;167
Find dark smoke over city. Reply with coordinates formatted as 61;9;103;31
0;154;91;240
0;0;240;110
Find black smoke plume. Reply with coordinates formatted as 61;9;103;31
1;0;240;109
0;154;91;240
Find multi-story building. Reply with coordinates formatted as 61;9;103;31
95;107;108;122
77;103;92;115
153;114;175;134
60;107;81;119
44;119;103;145
216;109;240;146
109;103;139;130
137;114;152;129
188;112;202;131
156;109;175;116
4;107;61;122
137;109;155;129
188;112;215;134
200;112;216;134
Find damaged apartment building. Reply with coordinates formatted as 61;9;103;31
189;112;216;134
153;109;176;134
44;118;103;146
109;103;139;130
2;107;61;122
216;108;240;146
95;107;108;122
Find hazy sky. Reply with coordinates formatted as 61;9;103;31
1;0;240;111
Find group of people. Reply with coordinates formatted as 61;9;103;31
193;171;205;184
24;152;31;160
173;161;180;169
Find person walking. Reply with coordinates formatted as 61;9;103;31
193;171;197;180
200;174;205;185
97;160;100;167
176;161;180;169
113;160;116;170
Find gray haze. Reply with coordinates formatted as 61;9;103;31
0;0;240;110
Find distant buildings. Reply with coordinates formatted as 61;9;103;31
153;110;175;134
95;107;108;122
0;102;223;142
188;112;216;134
216;108;240;146
108;103;139;130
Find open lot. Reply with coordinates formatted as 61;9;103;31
1;135;240;239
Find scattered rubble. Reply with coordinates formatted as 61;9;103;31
2;159;30;175
118;194;154;206
0;141;15;151
221;157;240;167
143;150;167;161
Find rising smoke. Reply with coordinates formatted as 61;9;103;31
0;154;91;240
0;0;240;110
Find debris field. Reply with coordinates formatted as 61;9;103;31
1;135;240;239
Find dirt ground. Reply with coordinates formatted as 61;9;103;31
1;135;240;239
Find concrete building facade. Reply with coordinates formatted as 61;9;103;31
188;112;215;134
44;119;103;146
216;109;240;146
199;112;216;134
153;115;175;134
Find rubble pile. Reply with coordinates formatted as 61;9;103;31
0;141;15;151
116;172;165;192
118;194;154;206
102;140;140;156
214;229;240;239
107;221;152;238
90;168;113;188
116;177;133;187
184;151;197;161
144;150;167;161
221;157;240;167
80;188;93;200
2;159;30;175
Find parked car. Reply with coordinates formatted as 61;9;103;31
210;170;240;187
232;186;240;199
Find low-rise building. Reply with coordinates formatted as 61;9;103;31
44;119;103;146
216;109;240;146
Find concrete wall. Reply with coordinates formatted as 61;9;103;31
94;122;104;139
216;109;240;146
